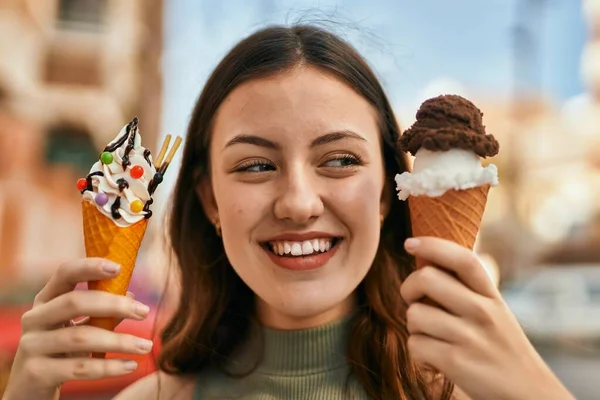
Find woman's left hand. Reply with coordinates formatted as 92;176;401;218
400;237;575;400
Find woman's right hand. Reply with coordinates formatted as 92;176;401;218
2;258;153;400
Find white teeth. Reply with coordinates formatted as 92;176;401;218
301;241;313;254
319;240;326;252
269;238;336;257
291;243;302;256
312;239;319;251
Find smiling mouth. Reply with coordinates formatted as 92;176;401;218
262;238;343;257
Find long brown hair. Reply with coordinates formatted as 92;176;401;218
159;25;454;400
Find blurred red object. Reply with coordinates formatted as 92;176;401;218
0;288;168;397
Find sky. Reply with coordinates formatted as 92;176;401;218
161;0;587;138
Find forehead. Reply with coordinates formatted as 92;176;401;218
212;67;380;144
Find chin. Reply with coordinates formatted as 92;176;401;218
256;282;357;326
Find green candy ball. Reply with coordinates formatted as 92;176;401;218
100;152;113;165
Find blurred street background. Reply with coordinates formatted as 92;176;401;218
1;0;599;399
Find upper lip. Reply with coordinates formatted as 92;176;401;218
264;231;340;242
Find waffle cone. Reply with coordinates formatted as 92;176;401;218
82;200;148;357
408;185;490;268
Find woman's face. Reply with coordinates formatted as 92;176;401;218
203;67;389;329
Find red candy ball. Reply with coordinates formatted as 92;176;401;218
76;178;87;191
130;165;144;179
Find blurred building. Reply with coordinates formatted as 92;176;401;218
582;0;600;169
474;1;600;281
0;0;164;286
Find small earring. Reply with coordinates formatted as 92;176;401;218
214;220;221;237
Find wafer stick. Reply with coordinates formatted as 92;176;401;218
162;136;182;169
154;134;171;169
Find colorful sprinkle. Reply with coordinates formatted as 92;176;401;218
130;165;144;179
76;178;87;191
95;193;108;206
100;152;114;165
130;200;144;213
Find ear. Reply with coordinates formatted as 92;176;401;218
194;171;219;223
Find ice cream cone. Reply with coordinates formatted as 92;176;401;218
408;185;490;268
82;200;148;357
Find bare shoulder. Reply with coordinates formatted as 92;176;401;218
113;371;196;400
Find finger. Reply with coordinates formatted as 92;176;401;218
34;258;121;306
23;357;138;386
22;291;149;331
76;292;135;328
116;292;136;328
404;237;497;298
406;302;472;344
20;325;153;357
407;334;455;373
401;266;485;317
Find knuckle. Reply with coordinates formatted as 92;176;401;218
64;292;83;314
406;303;421;323
471;299;493;325
69;327;90;346
18;333;34;357
72;359;92;379
20;311;34;332
56;260;73;278
467;257;483;275
419;266;438;284
32;292;45;307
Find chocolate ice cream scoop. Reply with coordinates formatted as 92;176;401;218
399;94;499;158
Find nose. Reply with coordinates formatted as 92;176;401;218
273;167;324;225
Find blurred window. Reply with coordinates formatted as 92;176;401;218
44;125;98;176
43;46;102;86
57;0;107;32
588;286;600;304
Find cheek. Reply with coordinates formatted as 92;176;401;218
215;181;270;236
328;174;383;229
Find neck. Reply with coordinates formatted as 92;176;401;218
227;311;355;376
255;293;357;330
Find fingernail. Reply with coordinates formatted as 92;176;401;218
405;238;420;252
123;360;138;371
134;302;150;317
103;262;120;274
136;338;153;352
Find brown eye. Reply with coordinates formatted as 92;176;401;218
322;154;362;168
235;160;276;173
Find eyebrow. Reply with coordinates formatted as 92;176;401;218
223;130;367;151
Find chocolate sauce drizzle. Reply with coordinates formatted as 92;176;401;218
104;120;133;153
111;197;122;220
143;198;153;219
143;149;152;167
121;117;139;169
80;171;104;194
116;178;129;192
147;167;166;196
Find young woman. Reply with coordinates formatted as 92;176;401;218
4;25;574;400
